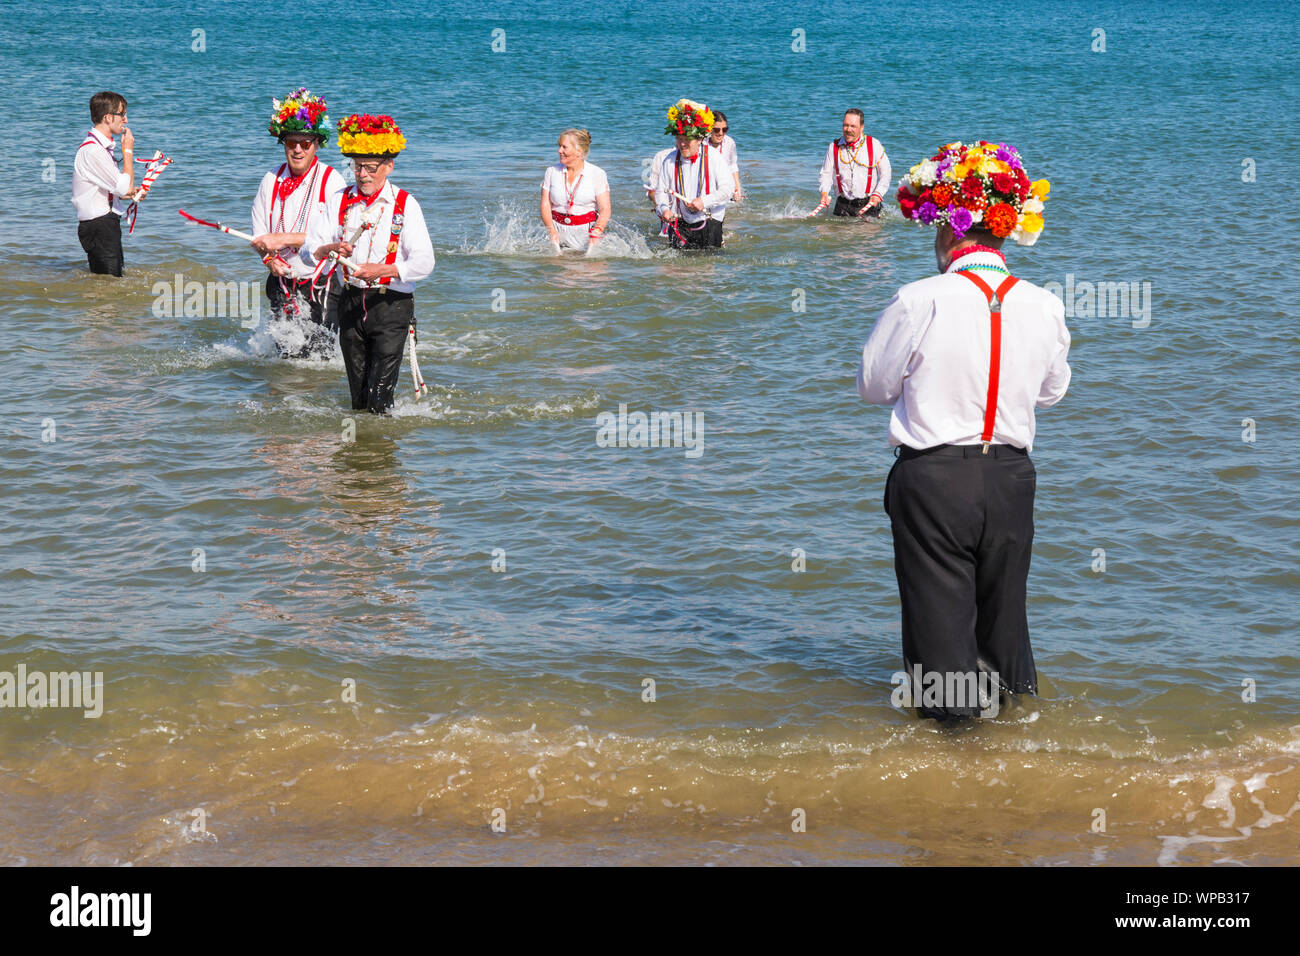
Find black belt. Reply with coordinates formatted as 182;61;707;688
341;285;411;299
896;443;1028;460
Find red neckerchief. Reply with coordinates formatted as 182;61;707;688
356;187;384;208
275;157;318;203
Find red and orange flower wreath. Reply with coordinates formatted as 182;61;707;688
897;141;1050;245
663;98;715;139
337;114;407;157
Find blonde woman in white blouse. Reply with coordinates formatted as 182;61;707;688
540;128;611;253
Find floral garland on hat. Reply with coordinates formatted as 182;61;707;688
896;141;1050;245
269;88;331;144
664;98;715;139
337;114;407;157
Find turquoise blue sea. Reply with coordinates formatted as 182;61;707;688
0;0;1296;864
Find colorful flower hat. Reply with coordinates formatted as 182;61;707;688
268;88;331;144
336;114;407;158
664;98;715;139
897;141;1050;245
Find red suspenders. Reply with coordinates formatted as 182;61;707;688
865;137;875;198
956;270;1021;452
337;186;409;286
833;137;875;198
79;134;117;211
378;189;408;286
269;161;326;233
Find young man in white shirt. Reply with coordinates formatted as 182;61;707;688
653;99;734;250
814;109;890;218
304;114;435;414
857;141;1066;720
250;88;346;357
72;91;137;276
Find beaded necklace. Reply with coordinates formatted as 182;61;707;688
951;244;1009;276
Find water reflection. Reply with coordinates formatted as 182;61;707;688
237;431;441;649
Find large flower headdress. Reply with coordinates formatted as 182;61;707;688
336;114;407;157
269;88;331;144
897;141;1050;245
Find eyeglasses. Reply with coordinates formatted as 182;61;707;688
713;126;728;133
351;161;386;174
285;140;316;151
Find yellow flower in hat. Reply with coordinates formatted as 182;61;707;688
667;106;680;121
1031;179;1051;199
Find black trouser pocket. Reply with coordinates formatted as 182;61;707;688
884;460;898;516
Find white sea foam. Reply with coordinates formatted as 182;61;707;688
467;200;656;259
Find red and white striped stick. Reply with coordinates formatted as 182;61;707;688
308;205;380;303
177;208;257;243
124;151;173;233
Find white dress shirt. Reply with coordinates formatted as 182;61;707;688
251;161;346;280
716;134;739;177
71;128;129;220
303;180;436;294
542;161;609;250
857;251;1072;452
818;135;891;202
653;144;734;224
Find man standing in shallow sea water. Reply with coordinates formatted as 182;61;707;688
72;91;137;276
857;141;1068;721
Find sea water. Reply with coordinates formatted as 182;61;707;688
0;0;1296;864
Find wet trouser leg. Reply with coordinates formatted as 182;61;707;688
338;287;414;414
78;213;124;276
834;196;879;218
669;217;723;249
884;443;1038;719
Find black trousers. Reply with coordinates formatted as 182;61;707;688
77;212;124;276
884;444;1038;720
338;286;414;414
834;196;881;218
669;216;723;249
265;275;339;358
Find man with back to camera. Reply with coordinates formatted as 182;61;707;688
857;140;1065;720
